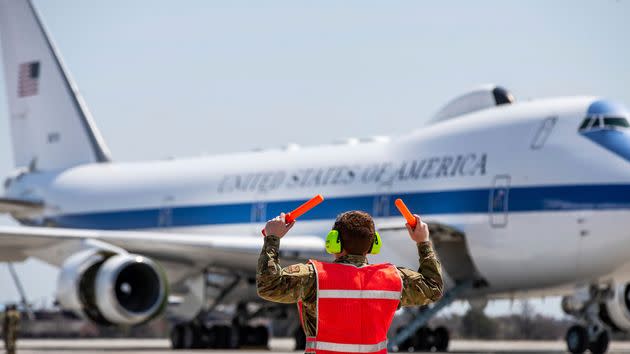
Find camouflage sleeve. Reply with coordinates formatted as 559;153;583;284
398;242;444;307
256;235;316;304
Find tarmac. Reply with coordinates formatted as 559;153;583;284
6;339;630;353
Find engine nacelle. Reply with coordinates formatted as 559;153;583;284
57;249;168;326
599;283;630;332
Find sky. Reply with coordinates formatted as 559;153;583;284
0;0;629;318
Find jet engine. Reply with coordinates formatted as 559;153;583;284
56;249;168;326
599;283;630;332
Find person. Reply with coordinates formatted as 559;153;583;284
2;304;20;354
256;210;443;353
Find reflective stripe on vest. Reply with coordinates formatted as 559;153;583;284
306;337;389;353
305;337;316;353
309;259;402;354
318;289;401;300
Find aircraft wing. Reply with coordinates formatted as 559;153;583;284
0;197;44;217
379;220;484;286
0;225;326;285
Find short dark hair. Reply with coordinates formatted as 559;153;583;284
333;210;375;255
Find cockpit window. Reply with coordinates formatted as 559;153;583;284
579;116;629;132
578;118;592;131
603;117;629;129
590;118;601;129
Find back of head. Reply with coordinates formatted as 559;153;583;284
334;210;375;255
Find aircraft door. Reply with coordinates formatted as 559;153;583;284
158;195;174;228
489;175;510;227
370;184;394;264
373;181;393;220
251;201;267;234
373;194;391;218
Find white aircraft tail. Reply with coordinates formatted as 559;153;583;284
0;0;111;171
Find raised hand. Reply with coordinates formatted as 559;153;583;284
264;212;295;238
405;214;429;243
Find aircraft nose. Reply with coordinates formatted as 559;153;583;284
579;99;630;163
587;99;628;116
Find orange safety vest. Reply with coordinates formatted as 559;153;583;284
298;259;402;354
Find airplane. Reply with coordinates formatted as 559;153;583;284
1;0;630;353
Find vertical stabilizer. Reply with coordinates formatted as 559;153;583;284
0;0;111;170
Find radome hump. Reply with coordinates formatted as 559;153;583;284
431;85;515;124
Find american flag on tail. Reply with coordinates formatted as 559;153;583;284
18;61;40;97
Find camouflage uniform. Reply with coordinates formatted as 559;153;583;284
3;307;20;354
256;235;443;337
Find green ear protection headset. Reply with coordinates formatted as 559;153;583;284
325;229;382;255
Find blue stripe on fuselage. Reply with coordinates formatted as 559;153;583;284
50;184;630;230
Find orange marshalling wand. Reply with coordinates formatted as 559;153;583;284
262;194;325;236
284;194;325;223
394;198;417;228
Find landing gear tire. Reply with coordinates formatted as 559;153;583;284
294;328;306;351
205;325;237;349
235;325;269;348
253;325;269;347
170;325;184;349
566;325;589;354
588;330;610;354
170;323;204;349
395;327;413;352
434;326;450;352
413;326;440;352
183;323;204;349
390;325;451;352
213;325;233;349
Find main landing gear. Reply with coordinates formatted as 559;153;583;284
395;325;450;352
563;286;611;354
169;269;271;350
389;280;474;352
170;321;269;349
566;324;609;354
169;300;271;350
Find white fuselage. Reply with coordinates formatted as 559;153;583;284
6;96;630;297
